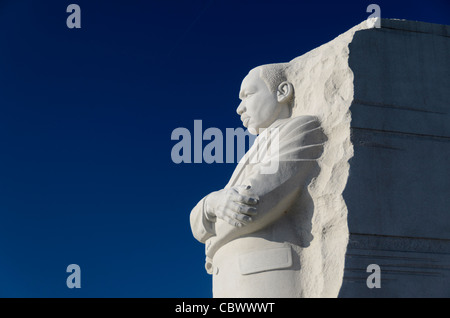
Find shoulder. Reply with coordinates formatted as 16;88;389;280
287;115;321;128
276;115;322;134
276;115;326;147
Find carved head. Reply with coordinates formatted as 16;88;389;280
237;63;294;135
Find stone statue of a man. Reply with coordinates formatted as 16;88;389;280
190;63;327;297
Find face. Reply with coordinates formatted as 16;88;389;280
237;69;282;135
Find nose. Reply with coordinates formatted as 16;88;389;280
236;102;245;115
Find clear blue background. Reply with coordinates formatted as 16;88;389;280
0;0;448;297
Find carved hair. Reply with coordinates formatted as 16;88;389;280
256;63;290;93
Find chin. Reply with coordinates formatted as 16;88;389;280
247;125;260;135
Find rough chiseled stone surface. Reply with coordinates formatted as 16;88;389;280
291;18;450;297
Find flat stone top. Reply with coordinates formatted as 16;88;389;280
381;18;450;37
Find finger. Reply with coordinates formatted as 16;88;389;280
235;184;252;192
230;192;259;205
225;209;252;225
233;212;253;224
235;185;259;200
222;214;244;228
228;201;257;216
233;184;254;196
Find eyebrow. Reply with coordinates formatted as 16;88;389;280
239;86;256;99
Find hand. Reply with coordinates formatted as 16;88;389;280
205;185;259;227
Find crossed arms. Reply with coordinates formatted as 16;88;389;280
190;116;326;253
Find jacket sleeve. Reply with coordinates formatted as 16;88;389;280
190;195;216;243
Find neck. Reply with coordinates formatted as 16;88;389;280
257;104;291;135
277;104;291;121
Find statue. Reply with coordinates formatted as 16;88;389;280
190;62;334;297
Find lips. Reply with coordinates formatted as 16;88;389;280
241;114;250;127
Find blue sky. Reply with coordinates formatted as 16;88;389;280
0;0;448;297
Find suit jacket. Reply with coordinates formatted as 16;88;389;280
190;115;327;297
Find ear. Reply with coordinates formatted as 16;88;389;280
276;81;293;103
